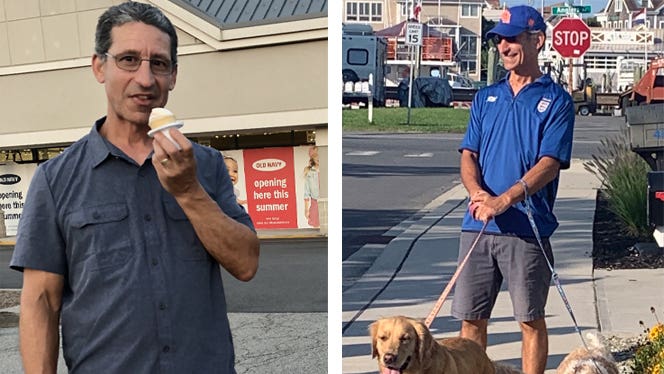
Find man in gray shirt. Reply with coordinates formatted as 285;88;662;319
10;3;260;373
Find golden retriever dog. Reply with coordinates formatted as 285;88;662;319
556;332;619;374
370;316;517;374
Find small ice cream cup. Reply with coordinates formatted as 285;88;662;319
148;107;183;150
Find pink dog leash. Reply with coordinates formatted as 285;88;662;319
424;218;488;328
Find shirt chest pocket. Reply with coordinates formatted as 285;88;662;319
68;203;132;272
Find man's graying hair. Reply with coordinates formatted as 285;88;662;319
95;2;178;65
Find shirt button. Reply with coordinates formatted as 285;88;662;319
144;214;152;221
162;345;170;353
159;303;166;310
152;258;158;266
92;212;100;219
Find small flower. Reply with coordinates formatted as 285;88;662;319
649;324;664;342
651;362;661;374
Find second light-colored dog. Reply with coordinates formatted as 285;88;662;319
556;332;619;374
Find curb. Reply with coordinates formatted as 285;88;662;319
342;184;467;326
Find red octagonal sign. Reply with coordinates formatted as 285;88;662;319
552;18;591;58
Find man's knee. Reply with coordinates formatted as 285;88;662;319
460;319;489;349
462;319;488;331
519;319;547;334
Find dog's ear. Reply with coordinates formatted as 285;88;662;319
410;319;435;362
369;321;379;358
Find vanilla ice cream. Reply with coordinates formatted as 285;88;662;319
147;107;183;150
149;107;177;130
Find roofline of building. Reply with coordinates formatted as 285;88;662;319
146;0;327;50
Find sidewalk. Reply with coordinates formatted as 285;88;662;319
342;159;664;373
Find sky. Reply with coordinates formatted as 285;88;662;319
502;0;610;16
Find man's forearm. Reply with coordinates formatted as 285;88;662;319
20;291;61;373
176;183;260;281
460;150;484;196
498;156;561;207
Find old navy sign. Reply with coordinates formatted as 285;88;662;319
0;174;21;185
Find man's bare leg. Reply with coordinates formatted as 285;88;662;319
460;319;488;350
520;319;548;374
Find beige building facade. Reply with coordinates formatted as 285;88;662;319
0;0;328;235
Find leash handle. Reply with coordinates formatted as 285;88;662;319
424;220;487;328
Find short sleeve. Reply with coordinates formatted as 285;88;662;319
539;93;575;169
10;166;67;275
459;90;484;154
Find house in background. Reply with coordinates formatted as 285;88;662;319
595;0;664;29
343;0;484;81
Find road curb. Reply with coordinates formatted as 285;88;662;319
342;187;466;327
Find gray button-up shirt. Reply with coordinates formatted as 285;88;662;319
11;118;254;373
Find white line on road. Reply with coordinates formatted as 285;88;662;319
403;153;434;158
345;151;380;156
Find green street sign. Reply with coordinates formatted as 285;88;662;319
574;5;591;13
553;5;591;15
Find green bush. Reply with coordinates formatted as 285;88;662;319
584;129;651;238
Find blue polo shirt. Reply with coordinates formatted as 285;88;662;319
459;73;574;238
11;118;254;373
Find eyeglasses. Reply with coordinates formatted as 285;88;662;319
493;31;540;45
104;52;174;75
492;35;520;44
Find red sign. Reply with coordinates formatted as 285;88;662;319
552;18;591;58
243;147;298;229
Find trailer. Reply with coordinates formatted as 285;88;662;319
342;23;387;106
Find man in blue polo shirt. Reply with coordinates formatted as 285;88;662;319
451;5;574;374
11;3;259;373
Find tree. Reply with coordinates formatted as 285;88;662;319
480;17;496;82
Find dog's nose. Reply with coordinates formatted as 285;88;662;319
383;353;396;365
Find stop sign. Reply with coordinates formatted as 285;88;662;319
552;18;591;58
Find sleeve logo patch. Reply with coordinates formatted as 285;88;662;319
487;96;498;102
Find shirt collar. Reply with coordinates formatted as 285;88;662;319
88;117;140;168
501;71;552;86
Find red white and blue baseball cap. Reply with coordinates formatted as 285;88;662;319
486;5;546;38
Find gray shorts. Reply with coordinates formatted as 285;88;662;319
450;232;553;322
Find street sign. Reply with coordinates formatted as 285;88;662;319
552;18;592;58
405;22;423;46
552;5;592;15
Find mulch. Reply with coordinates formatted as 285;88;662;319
592;189;664;270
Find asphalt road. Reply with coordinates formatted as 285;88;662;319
342;133;464;260
0;237;327;313
342;114;626;262
222;237;327;312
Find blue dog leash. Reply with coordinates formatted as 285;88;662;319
517;179;603;371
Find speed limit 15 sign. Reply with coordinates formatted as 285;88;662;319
406;22;423;46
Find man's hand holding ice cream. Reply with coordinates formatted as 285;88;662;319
150;108;199;198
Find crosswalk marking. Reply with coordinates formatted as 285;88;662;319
404;153;434;158
345;151;380;156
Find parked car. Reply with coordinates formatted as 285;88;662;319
445;73;475;88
